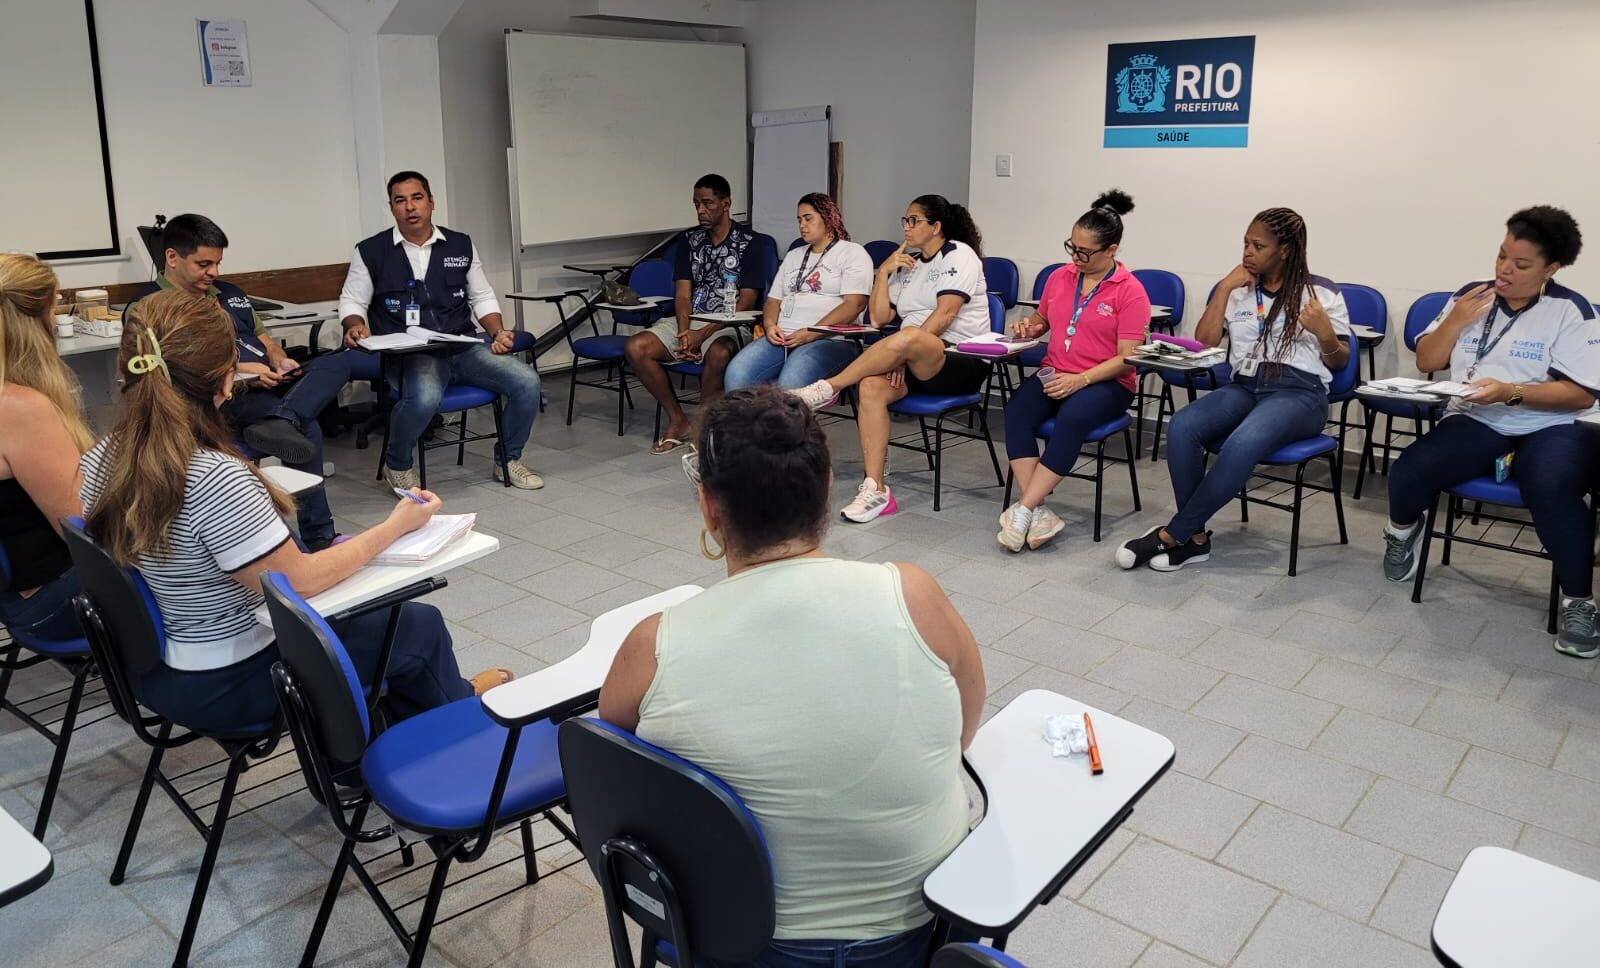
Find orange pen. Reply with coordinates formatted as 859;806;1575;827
1083;712;1103;775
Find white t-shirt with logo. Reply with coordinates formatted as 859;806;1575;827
885;240;991;344
1423;281;1600;435
1222;275;1352;387
767;240;873;334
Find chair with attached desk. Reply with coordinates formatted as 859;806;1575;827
566;259;674;435
60;519;293;968
933;944;1029;968
1431;846;1600;968
1144;334;1233;463
983;257;1021;312
1207;331;1359;577
887;294;1007;512
558;717;775;968
373;364;508;491
1130;268;1185;335
1353;291;1450;500
0;546;106;841
263;573;581;968
1409;475;1597;634
1332;282;1388;468
864;240;900;269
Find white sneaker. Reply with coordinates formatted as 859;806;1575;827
494;459;545;490
1027;505;1065;550
841;478;897;523
997;503;1034;553
791;380;839;411
383;464;421;491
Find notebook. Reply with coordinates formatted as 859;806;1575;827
358;328;482;351
371;514;477;566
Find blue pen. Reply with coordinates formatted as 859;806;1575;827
392;487;428;504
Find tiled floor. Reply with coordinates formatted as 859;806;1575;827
4;380;1598;967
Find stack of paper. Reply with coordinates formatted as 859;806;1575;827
1364;377;1476;398
372;514;477;566
358;328;483;351
1135;344;1226;363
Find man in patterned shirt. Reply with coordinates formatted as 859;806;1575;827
625;173;766;453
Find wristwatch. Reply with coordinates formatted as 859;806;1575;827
1507;384;1525;407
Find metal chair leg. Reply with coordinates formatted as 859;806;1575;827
172;745;251;967
917;418;935;472
1354;406;1378;500
566;365;579;426
1411;496;1441;604
455;411;469;466
932;415;946;512
32;661;90;839
977;405;1004;487
1287;463;1307;577
301;802;369;967
1329;453;1348;544
1441;496;1457;566
112;732;168;884
405;846;458;968
1092;439;1107;542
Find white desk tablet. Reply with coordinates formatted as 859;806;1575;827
0;804;53;908
260;464;323;495
252;531;499;626
688;311;762;325
923;689;1174;943
482;585;703;725
1431;846;1600;968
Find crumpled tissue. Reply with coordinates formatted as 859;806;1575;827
1043;715;1089;758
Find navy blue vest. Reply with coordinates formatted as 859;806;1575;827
128;279;268;363
355;228;475;336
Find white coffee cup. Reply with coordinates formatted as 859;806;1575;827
54;315;75;339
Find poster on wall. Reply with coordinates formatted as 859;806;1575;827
1104;35;1254;148
196;19;251;87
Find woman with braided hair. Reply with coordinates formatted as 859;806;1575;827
1118;207;1351;571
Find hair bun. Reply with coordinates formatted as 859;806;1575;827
1092;189;1134;217
752;397;809;452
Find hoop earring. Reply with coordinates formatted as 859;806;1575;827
699;528;725;561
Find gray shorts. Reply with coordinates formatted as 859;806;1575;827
646;317;741;355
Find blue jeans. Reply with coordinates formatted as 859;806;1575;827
1389;415;1599;597
227;351;351;543
384;344;541;470
0;569;84;644
725;338;861;391
1164;368;1329;540
697;919;941;968
1004;375;1134;475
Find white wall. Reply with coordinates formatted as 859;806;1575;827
378;34;451;228
739;0;977;247
55;0;362;290
969;0;1600;373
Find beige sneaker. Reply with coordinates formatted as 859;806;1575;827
382;464;421;491
997;503;1034;553
494;459;545;490
1027;505;1065;550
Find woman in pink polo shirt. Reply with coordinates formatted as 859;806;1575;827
999;190;1150;552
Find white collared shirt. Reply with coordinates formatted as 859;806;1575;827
337;226;502;322
1221;275;1352;387
884;240;990;343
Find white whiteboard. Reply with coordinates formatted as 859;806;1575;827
505;31;747;247
751;106;830;248
0;0;118;258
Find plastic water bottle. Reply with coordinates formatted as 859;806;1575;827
721;273;738;315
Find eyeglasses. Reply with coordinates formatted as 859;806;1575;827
1063;241;1108;263
900;215;932;228
681;447;701;488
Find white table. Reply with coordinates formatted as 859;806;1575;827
1431;846;1600;967
256;299;340;328
55;331;123;358
482;585;703;725
251;531;499;626
0;804;53;908
922;689;1174;944
261;464;323;495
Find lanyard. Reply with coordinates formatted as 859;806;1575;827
1065;269;1111;338
1470;302;1527;371
1253;283;1272;337
792;239;837;294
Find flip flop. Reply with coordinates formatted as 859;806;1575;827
652;437;690;455
470;667;515;696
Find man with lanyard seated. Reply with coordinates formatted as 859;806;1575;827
128;213;350;550
338;170;544;490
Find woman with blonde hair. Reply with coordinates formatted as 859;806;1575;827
80;289;509;731
0;254;94;642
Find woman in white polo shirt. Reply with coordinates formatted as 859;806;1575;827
725;194;873;392
1117;207;1352;571
790;194;992;522
1383;206;1600;658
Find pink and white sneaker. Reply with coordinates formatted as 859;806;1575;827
791;380;840;411
841;477;897;523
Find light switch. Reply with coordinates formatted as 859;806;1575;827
995;153;1013;177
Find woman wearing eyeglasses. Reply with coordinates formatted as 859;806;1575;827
725;193;873;391
789;194;991;523
600;386;984;967
999;190;1148;552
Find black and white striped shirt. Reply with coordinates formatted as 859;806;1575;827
80;443;290;671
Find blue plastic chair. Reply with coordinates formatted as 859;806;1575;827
374;382;505;490
983;256;1021;310
0;545;97;840
1013;263;1066;376
263;573;578;968
61;519;287;967
933;943;1029;968
865;240;900;268
1339;282;1389;381
886;294;1006;512
1353;291;1450;499
1409;477;1598;634
566;259;677;434
558;717;776;968
1002;413;1141;541
1130;267;1186;334
787;236;805;252
1204;331;1359;576
1147;334;1233;463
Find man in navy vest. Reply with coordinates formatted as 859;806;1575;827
127;213;351;550
338;171;543;489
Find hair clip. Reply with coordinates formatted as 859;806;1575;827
127;330;172;384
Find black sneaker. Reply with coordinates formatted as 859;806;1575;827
1150;532;1213;572
1115;525;1167;570
243;417;317;465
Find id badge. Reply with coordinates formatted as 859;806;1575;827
780;295;795;319
1238;358;1259;378
405;305;421;327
